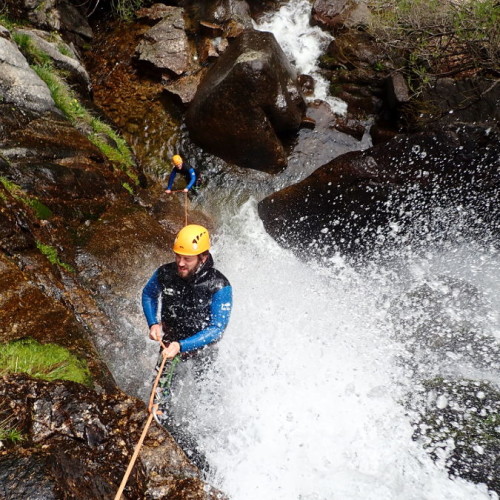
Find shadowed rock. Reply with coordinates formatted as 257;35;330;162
258;124;500;256
3;0;93;46
186;29;306;173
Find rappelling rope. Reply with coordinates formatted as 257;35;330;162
170;190;189;226
114;340;180;500
184;190;188;226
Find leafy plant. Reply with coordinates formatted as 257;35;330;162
12;32;52;67
0;338;92;385
122;182;134;195
0;411;23;444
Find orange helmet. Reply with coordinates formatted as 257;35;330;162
172;154;183;166
173;224;210;255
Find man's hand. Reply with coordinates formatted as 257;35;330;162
182;188;188;193
165;189;172;194
149;324;162;341
162;341;181;359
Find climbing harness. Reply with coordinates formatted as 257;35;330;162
114;341;180;500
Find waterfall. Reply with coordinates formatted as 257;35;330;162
254;0;347;115
120;1;499;498
182;197;498;500
164;1;499;498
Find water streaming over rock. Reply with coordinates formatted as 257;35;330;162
182;195;499;500
119;2;499;498
254;0;347;115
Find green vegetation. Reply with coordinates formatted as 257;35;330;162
11;32;51;67
368;0;499;93
122;182;134;195
0;411;23;444
0;338;92;385
36;241;75;272
110;0;145;20
0;176;53;219
0;13;21;30
12;32;138;183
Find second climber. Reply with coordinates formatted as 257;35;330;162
165;154;198;194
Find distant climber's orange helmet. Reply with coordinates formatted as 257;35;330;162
173;224;210;256
172;154;183;166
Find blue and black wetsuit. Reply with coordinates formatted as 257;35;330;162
142;254;231;470
142;253;232;353
166;164;197;192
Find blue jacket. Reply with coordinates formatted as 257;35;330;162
142;254;232;353
166;165;197;191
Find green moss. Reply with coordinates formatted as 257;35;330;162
36;241;75;272
31;64;138;183
122;182;134;195
0;176;53;220
0;14;20;30
0;338;92;385
12;32;52;67
12;35;137;183
111;0;145;20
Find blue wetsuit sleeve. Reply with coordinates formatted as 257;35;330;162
142;271;162;327
186;168;197;190
166;169;177;190
179;286;232;353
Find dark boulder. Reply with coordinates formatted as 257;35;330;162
186;29;306;173
258;124;500;256
411;378;500;495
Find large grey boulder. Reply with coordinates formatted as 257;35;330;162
135;6;190;76
186;29;306;173
0;33;57;113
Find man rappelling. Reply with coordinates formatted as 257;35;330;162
165;154;199;195
141;224;232;469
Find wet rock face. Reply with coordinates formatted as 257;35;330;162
0;375;224;499
258;124;500;256
389;275;500;372
186;29;306;173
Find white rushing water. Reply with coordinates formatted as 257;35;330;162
126;1;499;497
170;2;500;497
254;0;347;115
180;197;499;500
